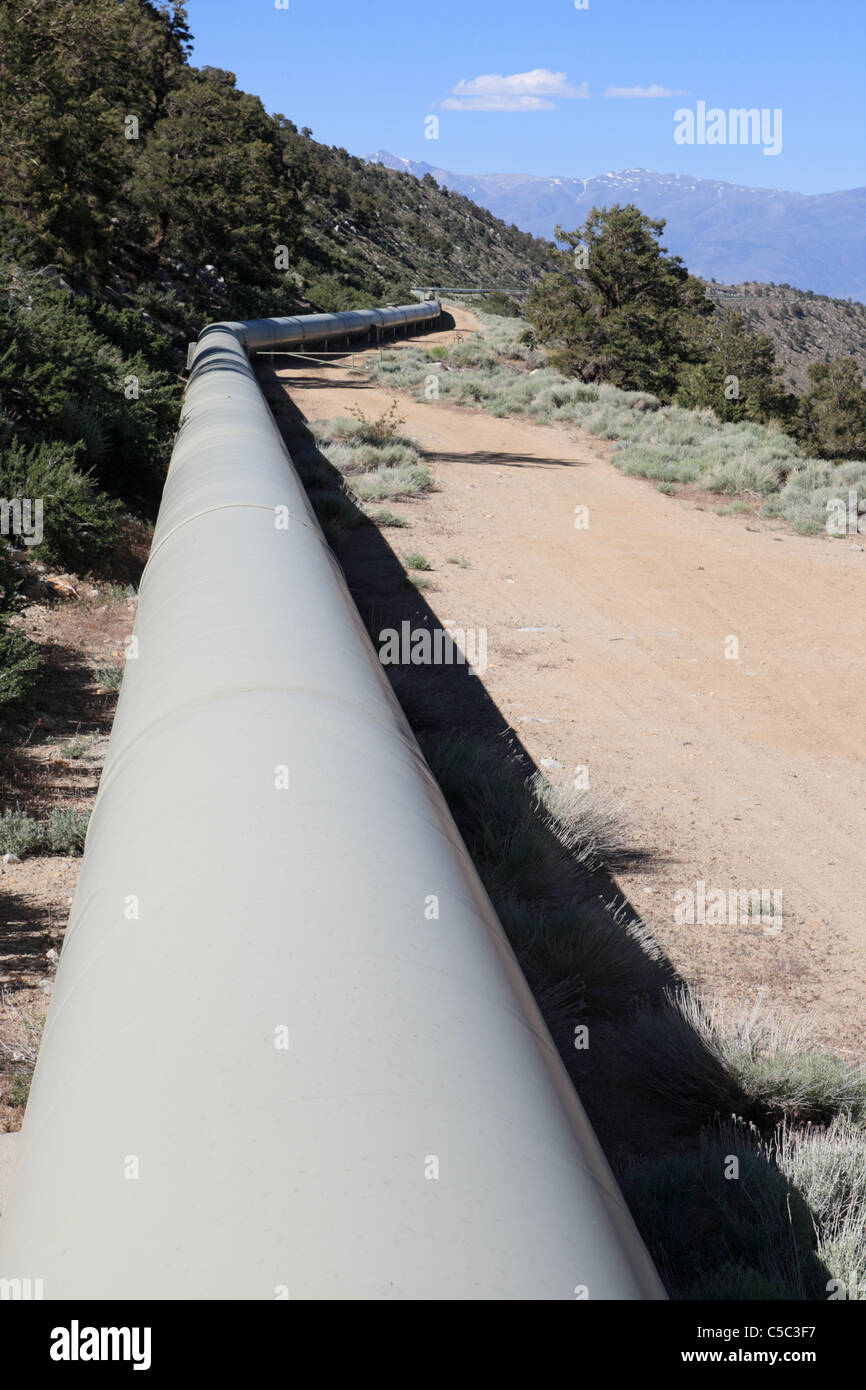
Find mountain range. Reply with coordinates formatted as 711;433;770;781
366;153;866;303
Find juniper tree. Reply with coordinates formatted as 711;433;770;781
798;359;866;459
525;205;713;397
677;310;794;424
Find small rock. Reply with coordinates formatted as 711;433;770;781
540;758;564;769
44;576;79;599
2;853;20;864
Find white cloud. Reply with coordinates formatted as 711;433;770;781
603;84;688;98
442;94;556;111
443;70;589;111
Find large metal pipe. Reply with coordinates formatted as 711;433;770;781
210;301;440;354
0;306;664;1300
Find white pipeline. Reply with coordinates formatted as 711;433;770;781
0;304;665;1300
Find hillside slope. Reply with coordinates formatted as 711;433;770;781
290;148;557;306
703;282;866;393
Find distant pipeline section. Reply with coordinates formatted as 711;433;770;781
0;304;665;1300
188;299;443;366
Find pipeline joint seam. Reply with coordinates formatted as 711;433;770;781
143;500;325;568
87;679;432;805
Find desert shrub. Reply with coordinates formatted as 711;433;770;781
0;541;40;711
764;458;866;535
0;805;90;856
313;416;432;502
621;1124;827;1300
777;1117;866;1296
705;455;785;495
0;438;120;570
0;624;40;710
350;463;431;501
44;805;90;853
308;490;368;531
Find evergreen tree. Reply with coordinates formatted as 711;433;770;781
525;205;713;397
798;359;866;459
128;66;300;282
0;0;191;273
0;542;40;717
677;311;794;424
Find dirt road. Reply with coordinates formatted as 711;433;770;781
273;307;866;1056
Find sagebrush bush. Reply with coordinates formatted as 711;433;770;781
350;463;431;501
763;457;866;534
367;508;408;528
314;417;432;502
382;309;859;535
776;1117;866;1296
621;1122;828;1299
0;805;90;856
44;805;90;853
96;661;124;692
308;490;369;532
0;810;43;856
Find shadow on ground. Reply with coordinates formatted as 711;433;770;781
1;631;115;811
0;888;63;984
419;447;593;471
0;627;117;984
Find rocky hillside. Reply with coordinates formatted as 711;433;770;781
292;151;557;306
703;282;866;394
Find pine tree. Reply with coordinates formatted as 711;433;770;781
525;205;713;397
128;66;300;281
677;311;794;424
799;359;866;459
0;1;191;273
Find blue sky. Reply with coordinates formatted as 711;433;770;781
186;0;864;194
